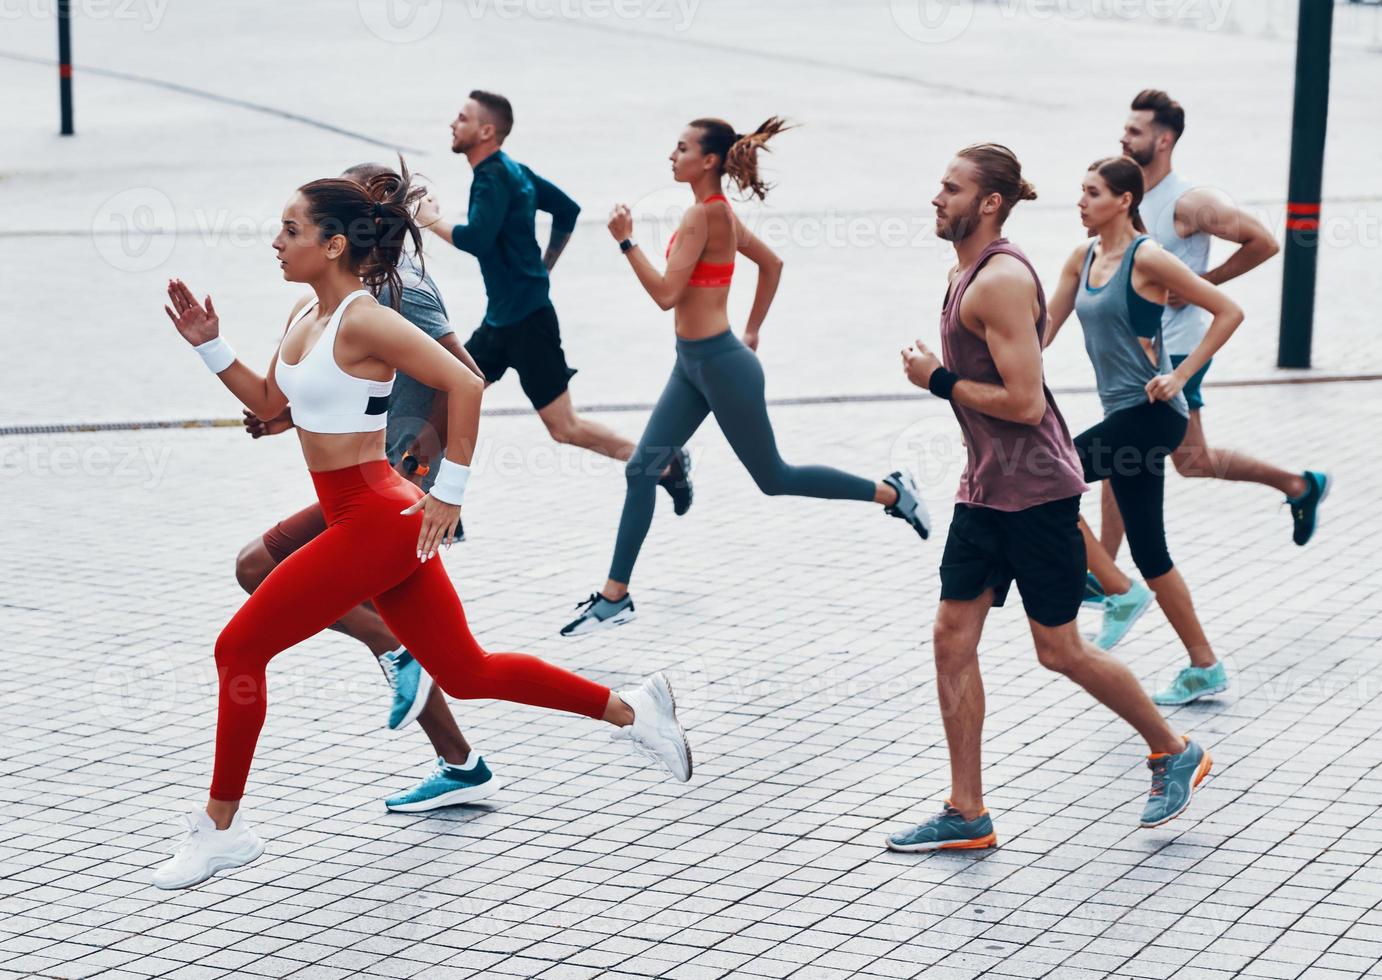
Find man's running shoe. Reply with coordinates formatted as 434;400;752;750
1082;570;1106;609
658;448;694;517
1140;736;1212;828
381;648;433;731
152;810;265;889
1095;580;1154;651
611;672;692;781
385;755;501;812
886;802;997;853
1153;662;1229;706
561;593;636;637
1288;471;1331;546
883;469;931;540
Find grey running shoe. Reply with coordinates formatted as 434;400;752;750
884;469;931;540
561;592;636;637
886;802;997;853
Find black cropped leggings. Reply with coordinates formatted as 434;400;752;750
1072;400;1188;581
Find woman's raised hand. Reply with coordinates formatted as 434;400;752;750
164;279;220;346
607;204;633;242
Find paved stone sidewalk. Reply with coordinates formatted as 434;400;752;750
1;382;1380;980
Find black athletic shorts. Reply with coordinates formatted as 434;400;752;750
464;303;577;411
938;495;1086;628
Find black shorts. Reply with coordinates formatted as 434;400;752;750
939;495;1086;628
464;303;577;411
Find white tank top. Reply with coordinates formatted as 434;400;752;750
275;290;394;434
1139;170;1212;356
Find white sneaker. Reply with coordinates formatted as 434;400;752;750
152;810;265;889
611;672;693;782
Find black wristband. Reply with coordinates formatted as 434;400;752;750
619;238;635;253
928;367;960;401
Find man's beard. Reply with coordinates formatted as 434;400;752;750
1126;143;1154;167
938;198;984;243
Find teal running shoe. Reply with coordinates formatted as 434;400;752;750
381;648;433;731
1140;737;1212;828
1095;580;1154;651
1288;470;1331;546
885;802;997;853
1153;662;1229;706
1082;570;1106;609
385;755;501;813
561;592;636;637
883;469;931;540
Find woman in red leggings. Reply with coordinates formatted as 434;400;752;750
154;159;692;890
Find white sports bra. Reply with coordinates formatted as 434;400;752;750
275;289;394;434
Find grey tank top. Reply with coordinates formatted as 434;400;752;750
939;238;1087;512
1075;235;1189;420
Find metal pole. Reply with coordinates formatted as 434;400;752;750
57;0;74;135
1278;0;1334;369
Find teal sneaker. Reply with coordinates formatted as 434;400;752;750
1095;580;1154;651
1288;470;1331;546
1082;570;1106;609
1140;737;1212;828
381;648;432;731
385;755;501;813
1153;662;1229;706
885;802;997;853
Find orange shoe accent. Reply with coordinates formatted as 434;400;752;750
938;832;998;850
1192;750;1213;787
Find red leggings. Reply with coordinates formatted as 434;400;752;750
211;459;611;801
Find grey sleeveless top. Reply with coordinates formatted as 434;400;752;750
1075;235;1188;419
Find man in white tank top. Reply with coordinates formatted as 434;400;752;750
1095;89;1331;562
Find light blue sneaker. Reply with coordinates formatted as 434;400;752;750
1140;737;1212;828
885;802;997;853
381;648;433;731
561;592;636;637
1153;662;1229;706
1095;580;1154;651
385;755;501;813
1082;571;1106;609
1288;470;1331;546
883;469;931;540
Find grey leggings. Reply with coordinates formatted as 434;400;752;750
608;330;876;584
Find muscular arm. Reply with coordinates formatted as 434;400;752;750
1177;186;1279;287
526;166;581;272
425;169;510;256
734;213;782;338
950;265;1048;425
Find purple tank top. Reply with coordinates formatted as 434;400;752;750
940;238;1087;511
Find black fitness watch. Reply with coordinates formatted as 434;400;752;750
619;238;636;253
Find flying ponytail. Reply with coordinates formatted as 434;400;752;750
689;115;793;201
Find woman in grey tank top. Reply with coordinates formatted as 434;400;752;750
1045;157;1244;703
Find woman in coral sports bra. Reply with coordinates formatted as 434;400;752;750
561;118;933;637
154;159;693;891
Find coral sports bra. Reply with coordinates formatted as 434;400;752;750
275;290;394;434
666;193;735;288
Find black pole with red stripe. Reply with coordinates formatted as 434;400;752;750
57;0;73;135
1278;0;1334;369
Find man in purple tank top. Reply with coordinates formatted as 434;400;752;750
885;145;1213;852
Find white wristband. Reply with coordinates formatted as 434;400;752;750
429;459;470;506
194;336;236;374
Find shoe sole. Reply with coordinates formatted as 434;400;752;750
389;667;434;732
153;837;265;890
650;671;694;782
885;831;998;853
561;608;637;637
1140;749;1213;828
1096;592;1153;651
385;778;503;813
1296;472;1332;546
1153;681;1229;706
